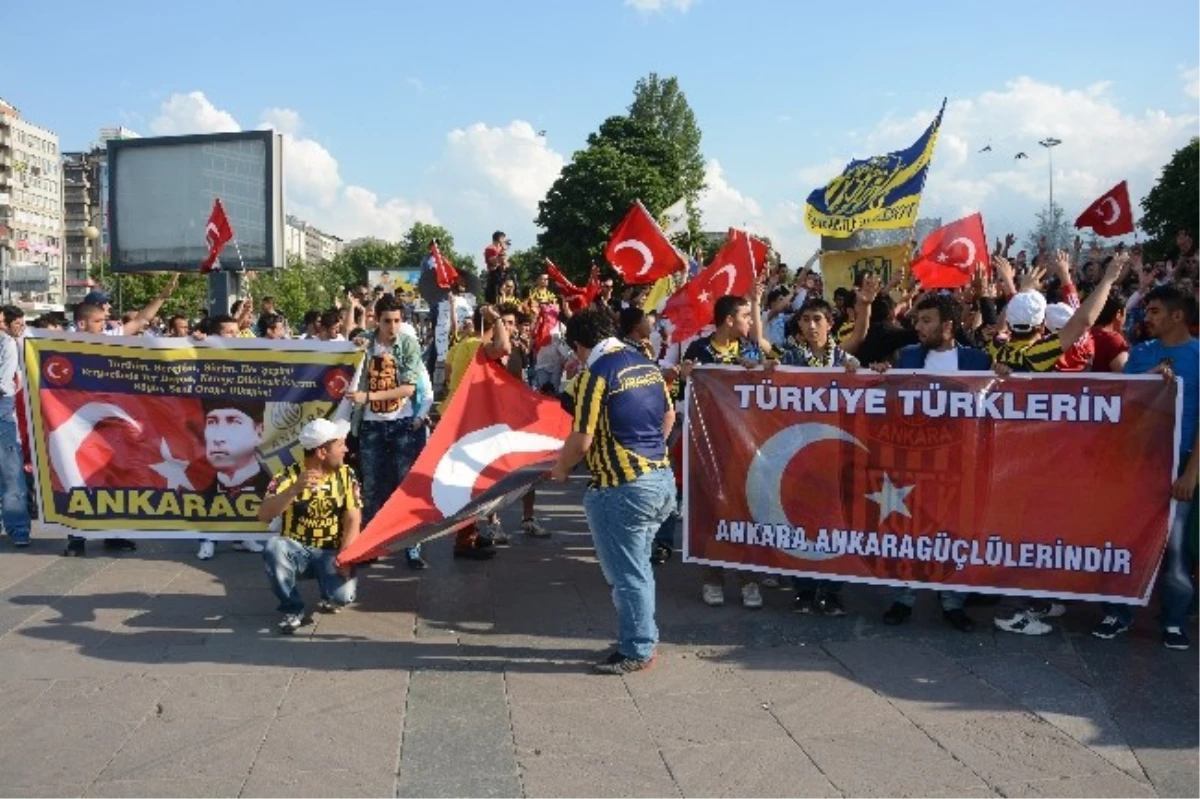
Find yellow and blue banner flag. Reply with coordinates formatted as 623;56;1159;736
805;100;945;238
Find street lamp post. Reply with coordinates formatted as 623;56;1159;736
1038;137;1063;214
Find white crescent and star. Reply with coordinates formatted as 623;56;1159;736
431;423;564;517
48;403;142;488
45;360;70;382
612;239;656;277
864;473;916;522
709;263;738;297
1098;197;1121;225
149;438;195;490
205;222;220;245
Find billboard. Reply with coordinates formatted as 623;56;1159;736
107;131;284;273
368;268;421;295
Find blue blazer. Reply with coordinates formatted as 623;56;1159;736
894;343;992;371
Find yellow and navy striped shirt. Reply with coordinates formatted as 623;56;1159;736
266;463;362;549
987;335;1063;373
573;343;671;489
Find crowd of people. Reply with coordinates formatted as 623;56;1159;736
0;225;1196;670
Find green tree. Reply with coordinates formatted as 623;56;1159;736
1140;137;1199;259
90;266;208;320
536;116;677;282
248;258;342;322
1023;201;1073;256
507;244;548;289
628;72;706;236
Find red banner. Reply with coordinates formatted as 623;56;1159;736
684;367;1180;604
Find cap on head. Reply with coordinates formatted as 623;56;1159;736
83;290;112;305
299;418;351;450
1006;291;1047;333
1044;302;1074;333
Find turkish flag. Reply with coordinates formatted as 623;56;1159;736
546;259;600;312
911;212;989;290
1075;181;1134;237
199;198;234;274
661;229;767;343
336;352;572;565
38;390;214;493
605;201;686;284
430;240;459;289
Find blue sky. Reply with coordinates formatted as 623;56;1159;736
5;0;1198;262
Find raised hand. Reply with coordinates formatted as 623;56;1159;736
1018;264;1047;293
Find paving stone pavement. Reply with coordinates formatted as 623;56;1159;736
0;476;1195;798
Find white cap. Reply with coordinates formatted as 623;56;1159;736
1006;291;1047;332
1044;302;1074;333
299;418;351;449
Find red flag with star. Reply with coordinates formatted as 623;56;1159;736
1075;181;1134;237
430;240;460;289
661;229;767;343
200;198;234;274
604;201;687;284
910;212;989;289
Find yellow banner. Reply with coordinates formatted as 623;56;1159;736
819;243;911;295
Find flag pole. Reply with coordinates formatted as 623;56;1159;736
232;238;247;272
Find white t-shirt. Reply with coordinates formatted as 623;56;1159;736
923;347;960;372
436;296;474;360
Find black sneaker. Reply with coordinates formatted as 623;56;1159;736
62;538;86;557
650;542;673;566
593;651;655;675
1163;627;1191;650
815;593;846;616
943;608;975;633
103;538;138;552
405;553;428;570
1091;616;1131;640
883;602;912;625
453;543;497;560
793;590;816;614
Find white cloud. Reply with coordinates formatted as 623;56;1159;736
149;91;239;135
150;92;437;242
444;121;565;214
1183;66;1199;99
698;160;819;263
794;76;1197;240
625;0;695;12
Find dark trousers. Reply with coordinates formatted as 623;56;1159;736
359;418;426;556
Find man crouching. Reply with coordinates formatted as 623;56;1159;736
258;418;362;634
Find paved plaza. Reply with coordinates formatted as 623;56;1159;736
0;477;1195;798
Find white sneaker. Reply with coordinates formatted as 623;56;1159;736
197;540;215;560
522;518;551;538
482;520;510;545
760;576;780;588
702;583;725;607
994;611;1052;635
741;583;764;610
233;539;265;553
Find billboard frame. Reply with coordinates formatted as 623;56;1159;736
107;130;284;273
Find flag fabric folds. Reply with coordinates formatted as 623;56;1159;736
659;197;690;238
336;353;572;565
200;198;234;274
430;240;460;289
605;201;686;284
804;101;945;238
910;212;989;290
661;229;766;343
1075;181;1135;237
546;260;600;312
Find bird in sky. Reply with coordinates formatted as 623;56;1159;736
979;144;992;152
1014;152;1029;159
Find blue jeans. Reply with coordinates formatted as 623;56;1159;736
1103;489;1197;629
263;536;356;615
583;468;675;661
653;489;681;548
359;418;426;558
892;587;967;611
0;398;30;544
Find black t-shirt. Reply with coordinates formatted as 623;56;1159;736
856;322;918;366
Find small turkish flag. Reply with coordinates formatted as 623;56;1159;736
546;259;600;312
661;229;766;343
911;212;989;290
336;352;572;565
200;198;234;274
605;201;686;284
1075;181;1134;237
430;240;459;290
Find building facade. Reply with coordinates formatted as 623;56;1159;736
0;97;65;307
284;214;342;263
